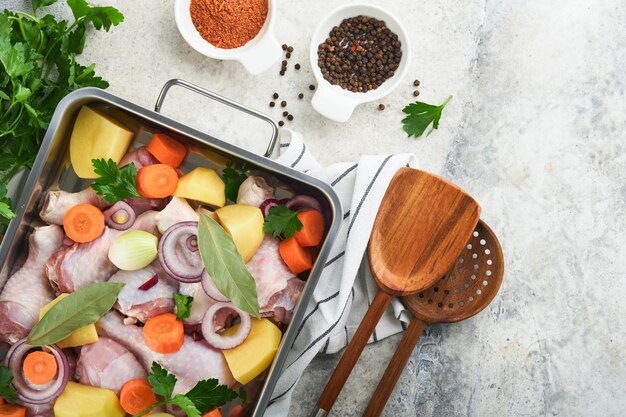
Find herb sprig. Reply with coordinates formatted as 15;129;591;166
222;161;251;202
0;0;124;229
91;158;141;203
263;205;303;239
132;362;238;417
401;96;453;138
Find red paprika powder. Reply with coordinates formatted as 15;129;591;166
190;0;269;49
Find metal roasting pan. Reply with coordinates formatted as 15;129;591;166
0;79;343;417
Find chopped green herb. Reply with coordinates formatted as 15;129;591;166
0;365;17;403
174;293;193;321
222;161;251;202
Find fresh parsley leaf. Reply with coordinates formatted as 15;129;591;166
170;394;201;417
91;158;141;203
222;161;250;202
174;293;193;321
186;379;238;413
148;362;176;400
263;205;303;239
0;365;17;403
401;96;453;139
32;0;58;14
67;0;124;31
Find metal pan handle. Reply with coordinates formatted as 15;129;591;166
154;79;278;158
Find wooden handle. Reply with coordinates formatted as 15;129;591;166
361;319;427;417
316;291;391;412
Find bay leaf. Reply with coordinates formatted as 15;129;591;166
27;282;125;346
197;214;260;317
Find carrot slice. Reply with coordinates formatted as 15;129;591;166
294;210;324;247
228;405;244;417
279;237;312;274
143;313;184;354
146;133;187;168
120;378;157;415
22;351;58;385
63;203;105;243
0;404;26;417
202;409;222;417
136;164;179;199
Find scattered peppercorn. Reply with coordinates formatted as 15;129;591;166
282;111;288;117
269;101;275;107
413;90;420;97
278;120;284;126
413;79;420;87
279;70;285;76
281;101;287;107
287;114;294;121
272;92;279;99
282;60;287;66
286;52;291;59
287;46;294;53
298;93;304;99
317;15;402;93
295;63;301;70
378;104;385;110
309;84;315;91
282;44;287;50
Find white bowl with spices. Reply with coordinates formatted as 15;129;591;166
175;0;282;75
310;4;412;122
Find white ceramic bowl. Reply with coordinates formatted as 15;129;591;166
175;0;282;75
310;4;412;122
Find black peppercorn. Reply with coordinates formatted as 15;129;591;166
298;93;304;99
413;90;420;97
378;104;385;110
279;70;285;76
295;63;301;70
282;44;287;50
287;114;294;121
413;79;420;87
278;121;284;126
282;60;287;66
272;93;279;99
286;52;291;59
280;101;287;107
282;111;288;117
309;84;315;90
269;101;275;107
287;46;294;53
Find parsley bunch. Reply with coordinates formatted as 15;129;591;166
0;0;123;230
133;362;238;417
91;158;140;203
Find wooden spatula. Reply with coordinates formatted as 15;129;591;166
310;168;480;417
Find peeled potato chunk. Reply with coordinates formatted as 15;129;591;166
174;167;226;207
215;204;264;262
53;382;125;417
222;318;282;385
70;106;134;178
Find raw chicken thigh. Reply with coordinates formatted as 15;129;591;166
0;225;64;343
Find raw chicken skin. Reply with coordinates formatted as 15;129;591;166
264;278;305;324
179;282;216;325
156;196;198;234
110;263;178;322
246;235;304;315
237;176;274;207
97;312;235;392
78;337;147;394
46;210;159;293
39;187;106;225
0;225;64;343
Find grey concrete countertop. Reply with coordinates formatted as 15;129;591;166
3;0;625;416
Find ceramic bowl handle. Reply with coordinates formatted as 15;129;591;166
311;84;358;123
238;33;282;75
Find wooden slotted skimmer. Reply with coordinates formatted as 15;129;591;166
361;219;504;417
311;168;481;417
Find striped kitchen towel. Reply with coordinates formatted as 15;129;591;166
266;131;418;416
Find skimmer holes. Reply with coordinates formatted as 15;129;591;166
464;283;469;289
472;253;478;259
467;244;473;250
455;288;460;294
480;239;486;245
486;270;492;276
418;293;424;298
476;289;482;295
487;259;493;265
473;231;479;237
471;274;476;280
448;303;454;309
459;301;465;307
468;296;474;302
473;264;479;270
437;302;443;308
485;249;491;255
483;280;488;286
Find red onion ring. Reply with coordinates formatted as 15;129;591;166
201;303;251;349
285;195;322;212
103;201;136;230
4;339;69;405
125;197;168;215
158;221;203;283
201;270;229;302
259;198;280;218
